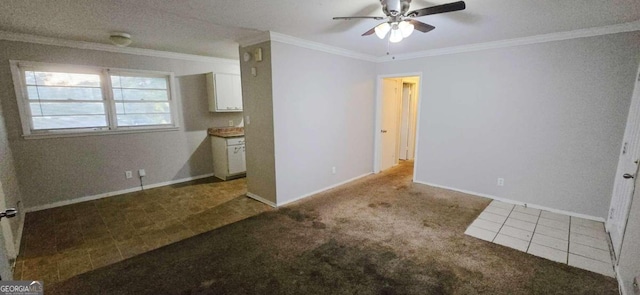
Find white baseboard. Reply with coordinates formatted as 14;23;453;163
25;173;215;212
246;192;276;208
415;181;606;223
614;265;626;295
14;216;24;260
277;172;373;207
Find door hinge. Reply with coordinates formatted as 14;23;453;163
609;208;615;219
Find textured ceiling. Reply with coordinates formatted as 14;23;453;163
0;0;638;59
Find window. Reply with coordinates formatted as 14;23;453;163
11;61;178;138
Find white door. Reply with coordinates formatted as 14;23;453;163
381;79;400;171
399;84;411;160
608;71;640;260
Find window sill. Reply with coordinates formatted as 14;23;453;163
22;127;180;140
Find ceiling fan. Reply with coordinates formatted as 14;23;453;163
333;0;466;43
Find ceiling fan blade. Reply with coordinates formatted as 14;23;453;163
333;16;385;21
406;1;466;18
362;26;378;36
407;19;436;33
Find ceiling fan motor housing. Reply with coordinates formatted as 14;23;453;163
381;0;411;17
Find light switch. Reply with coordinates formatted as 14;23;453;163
254;48;263;62
245;115;250;125
251;67;257;77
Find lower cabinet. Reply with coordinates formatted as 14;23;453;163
211;136;246;180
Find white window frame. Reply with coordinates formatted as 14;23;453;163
9;60;180;139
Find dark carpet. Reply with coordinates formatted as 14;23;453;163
48;162;618;294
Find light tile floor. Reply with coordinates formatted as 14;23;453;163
465;200;615;277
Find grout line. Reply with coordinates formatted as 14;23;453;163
491;202;516;243
525;211;542;253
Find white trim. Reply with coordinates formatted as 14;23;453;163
277;172;373;207
414;180;606;222
246;192;276;208
238;32;271;48
0;30;238;64
25;173;214;212
14;217;24;261
614;265;626;295
378;20;640;62
269;32;378;63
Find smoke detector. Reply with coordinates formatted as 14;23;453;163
109;32;132;47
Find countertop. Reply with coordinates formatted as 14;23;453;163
208;127;244;138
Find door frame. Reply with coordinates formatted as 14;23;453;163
374;72;423;182
607;65;640;261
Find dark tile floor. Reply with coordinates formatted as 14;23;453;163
14;177;271;284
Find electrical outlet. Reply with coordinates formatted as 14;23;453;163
497;178;505;186
228;120;234;127
245;115;251;125
139;169;146;177
125;171;133;179
332;166;336;174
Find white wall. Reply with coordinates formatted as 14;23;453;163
270;41;376;204
0;40;243;209
377;32;640;218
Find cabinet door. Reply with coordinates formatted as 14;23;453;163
211;74;242;112
214;74;235;111
227;145;246;175
231;75;243;111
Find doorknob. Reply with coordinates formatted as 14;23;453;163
0;208;17;220
623;173;635;179
381;130;388;133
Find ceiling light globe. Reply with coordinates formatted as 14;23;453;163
399;21;415;38
389;29;403;43
374;23;391;39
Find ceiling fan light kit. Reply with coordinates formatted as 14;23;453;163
333;0;465;43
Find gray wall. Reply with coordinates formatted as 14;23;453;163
271;41;376;204
0;40;243;209
239;41;277;204
377;32;640;218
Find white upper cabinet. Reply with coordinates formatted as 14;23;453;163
206;73;243;112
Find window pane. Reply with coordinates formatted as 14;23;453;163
31;102;105;116
27;86;103;101
117;114;172;127
32;115;107;130
112;89;168;101
111;76;167;89
115;102;170;114
26;71;101;87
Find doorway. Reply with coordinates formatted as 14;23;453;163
375;74;421;175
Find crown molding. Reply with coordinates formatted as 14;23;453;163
237;31;271;48
379;20;640;62
0;30;239;64
269;32;378;63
